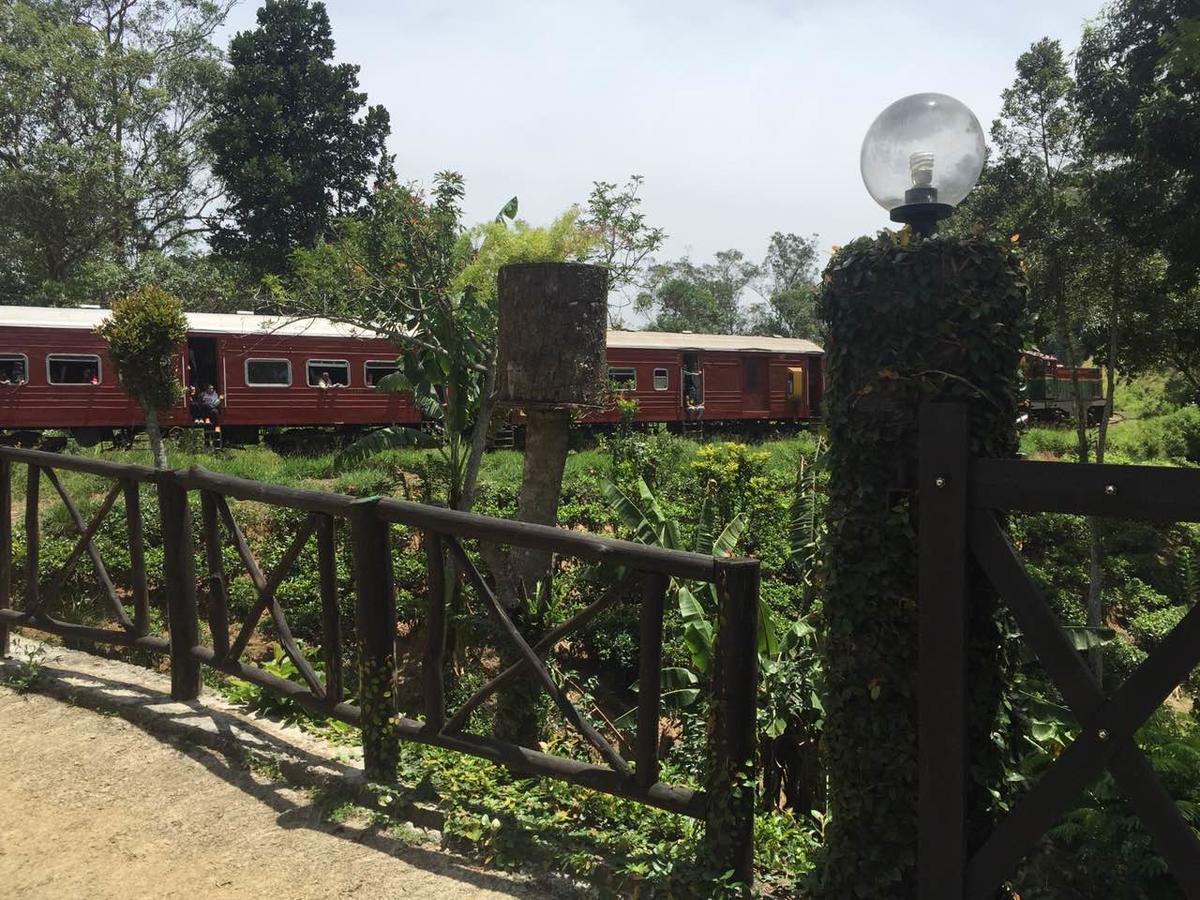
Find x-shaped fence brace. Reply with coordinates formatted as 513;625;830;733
199;490;341;704
967;509;1200;898
441;535;642;775
21;465;149;638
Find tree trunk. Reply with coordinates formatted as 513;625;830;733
144;406;168;471
1087;259;1122;681
512;408;572;595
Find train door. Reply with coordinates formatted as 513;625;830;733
187;336;218;391
682;352;703;416
742;355;769;413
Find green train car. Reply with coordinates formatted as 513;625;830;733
1021;350;1106;424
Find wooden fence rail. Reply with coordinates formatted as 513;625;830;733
919;402;1200;899
0;446;759;882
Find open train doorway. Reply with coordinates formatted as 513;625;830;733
187;336;218;392
682;352;703;419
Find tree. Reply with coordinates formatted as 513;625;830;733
96;285;188;469
635;249;759;334
576;175;666;323
0;0;233;305
1076;2;1200;289
745;232;821;339
207;0;392;274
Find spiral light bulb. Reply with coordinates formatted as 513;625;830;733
909;151;935;188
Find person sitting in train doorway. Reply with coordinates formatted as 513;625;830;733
198;384;221;424
187;384;201;421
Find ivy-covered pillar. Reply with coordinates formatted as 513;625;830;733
816;233;1026;897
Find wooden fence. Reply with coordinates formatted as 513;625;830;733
0;445;759;883
919;402;1200;899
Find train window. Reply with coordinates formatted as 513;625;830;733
0;353;28;385
306;359;350;387
653;368;669;391
608;367;637;390
47;354;101;385
245;358;291;387
364;360;401;387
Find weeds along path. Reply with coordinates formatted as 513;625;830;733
0;672;556;899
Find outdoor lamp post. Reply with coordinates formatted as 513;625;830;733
860;92;986;236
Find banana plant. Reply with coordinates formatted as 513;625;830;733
600;476;778;679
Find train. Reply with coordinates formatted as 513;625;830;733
1020;350;1107;424
0;306;825;448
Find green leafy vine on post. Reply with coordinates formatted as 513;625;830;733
816;230;1026;897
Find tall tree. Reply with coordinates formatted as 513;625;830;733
1076;2;1200;397
0;0;232;305
576;174;666;324
745;231;821;339
1076;1;1200;289
635;249;759;334
96;285;188;469
207;0;392;274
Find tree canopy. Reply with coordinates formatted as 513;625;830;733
0;0;232;305
207;0;392;274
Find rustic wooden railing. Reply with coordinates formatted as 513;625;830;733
919;402;1200;899
0;446;758;882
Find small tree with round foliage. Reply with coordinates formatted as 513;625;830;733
96;286;188;469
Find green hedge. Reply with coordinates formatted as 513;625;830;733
816;231;1025;897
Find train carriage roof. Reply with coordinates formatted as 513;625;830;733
606;330;822;354
0;305;383;339
2;306;823;354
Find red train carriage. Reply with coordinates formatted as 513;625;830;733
0;307;420;445
597;331;824;424
0;306;824;445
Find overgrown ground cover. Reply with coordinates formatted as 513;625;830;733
7;381;1200;896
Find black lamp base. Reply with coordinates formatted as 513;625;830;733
890;202;954;237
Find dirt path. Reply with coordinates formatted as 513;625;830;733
0;687;551;899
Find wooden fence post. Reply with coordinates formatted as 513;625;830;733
350;498;398;781
159;475;201;701
24;464;40;616
918;402;970;898
124;480;150;637
199;490;230;658
0;458;10;656
637;571;670;787
705;557;760;887
317;514;343;704
423;530;447;732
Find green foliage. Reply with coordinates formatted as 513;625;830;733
1016;711;1200;899
816;231;1025;897
636;249;759;334
95;286;189;411
207;0;392;273
1129;605;1190;648
0;0;230;305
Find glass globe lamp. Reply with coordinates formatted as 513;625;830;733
860;93;986;234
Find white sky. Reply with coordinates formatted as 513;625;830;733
217;0;1100;268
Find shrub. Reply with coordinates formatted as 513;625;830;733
1129;605;1190;648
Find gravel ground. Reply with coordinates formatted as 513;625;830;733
0;641;570;899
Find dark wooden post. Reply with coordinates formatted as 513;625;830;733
124;480;150;636
159;476;201;701
423;530;447;731
918;402;971;898
636;571;669;787
316;514;342;703
350;499;398;781
199;490;230;657
705;557;760;887
24;464;39;616
0;457;11;655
